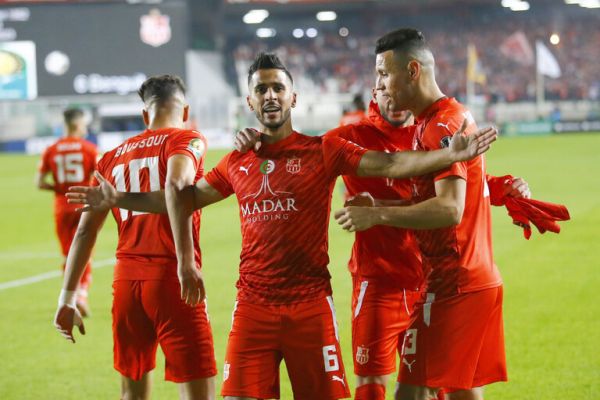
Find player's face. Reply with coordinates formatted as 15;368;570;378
247;69;296;130
374;89;413;127
375;50;414;113
70;116;87;136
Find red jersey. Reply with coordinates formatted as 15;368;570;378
411;97;502;297
325;101;423;290
205;131;367;305
96;128;207;281
38;136;98;213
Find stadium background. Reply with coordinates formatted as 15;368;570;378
0;0;598;398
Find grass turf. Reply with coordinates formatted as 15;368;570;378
0;133;598;399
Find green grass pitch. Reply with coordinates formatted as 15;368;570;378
0;133;598;399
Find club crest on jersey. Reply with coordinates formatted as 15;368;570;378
286;158;301;174
140;9;172;47
355;346;369;365
439;136;452;148
260;159;275;175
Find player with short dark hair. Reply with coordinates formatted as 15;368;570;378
37;107;97;316
53;74;216;400
334;28;509;400
67;53;496;400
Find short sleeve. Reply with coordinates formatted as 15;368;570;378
421;115;470;182
92;152;111;186
164;130;207;171
321;135;368;178
38;147;52;173
204;152;234;198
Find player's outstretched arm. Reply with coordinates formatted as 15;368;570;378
335;177;466;232
54;209;108;343
356;122;497;179
67;171;168;213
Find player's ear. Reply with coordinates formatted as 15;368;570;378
142;109;149;126
291;92;297;108
183;104;189;123
407;60;420;80
246;95;254;111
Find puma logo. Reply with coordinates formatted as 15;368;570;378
239;163;253;175
436;122;452;133
402;358;416;373
331;375;346;386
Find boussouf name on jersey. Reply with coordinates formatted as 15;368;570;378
115;135;168;158
239;159;299;223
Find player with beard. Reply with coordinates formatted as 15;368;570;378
334;29;513;400
67;53;496;400
324;88;528;400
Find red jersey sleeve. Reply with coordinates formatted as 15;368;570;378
321;135;368;178
38;146;52;173
204;152;234;198
92;152;111;186
421;115;469;182
164;130;207;173
323;125;352;141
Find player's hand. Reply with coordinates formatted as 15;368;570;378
504;177;531;199
54;305;85;343
67;171;117;212
344;192;376;207
449;120;497;162
334;206;377;232
234;128;262;153
178;264;206;306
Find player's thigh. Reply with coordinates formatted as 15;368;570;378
398;288;502;390
112;280;158;380
142;280;217;383
221;301;283;400
282;296;350;400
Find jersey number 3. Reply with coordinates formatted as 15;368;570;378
111;156;160;221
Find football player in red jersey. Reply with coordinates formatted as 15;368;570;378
68;53;496;400
54;76;216;400
37;108;98;316
334;29;513;400
237;86;527;400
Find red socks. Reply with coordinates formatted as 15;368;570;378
355;383;386;400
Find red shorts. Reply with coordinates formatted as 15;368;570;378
222;296;351;400
112;280;216;382
351;278;421;377
398;286;507;390
55;210;92;289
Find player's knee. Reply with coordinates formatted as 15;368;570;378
395;383;439;400
178;377;216;400
357;374;390;386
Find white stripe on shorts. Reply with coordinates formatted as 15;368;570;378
353;280;369;318
230;300;238;330
423;293;435;327
326;296;339;341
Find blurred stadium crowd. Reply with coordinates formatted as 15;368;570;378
231;12;599;103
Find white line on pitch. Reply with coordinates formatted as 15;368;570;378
0;258;115;292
